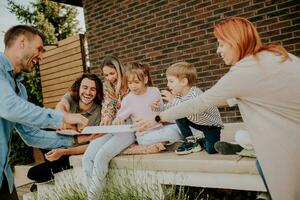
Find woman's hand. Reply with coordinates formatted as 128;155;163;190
161;90;174;102
99;117;112;126
45;149;65;161
133;116;158;132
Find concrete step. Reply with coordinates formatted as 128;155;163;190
14;164;34;187
23;192;37;200
54;167;86;188
36;180;55;200
69;154;82;168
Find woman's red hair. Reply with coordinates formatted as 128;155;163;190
214;17;288;62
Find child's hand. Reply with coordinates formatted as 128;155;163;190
100;117;112;126
161;90;174;102
45;149;65;161
150;100;160;111
113;118;125;125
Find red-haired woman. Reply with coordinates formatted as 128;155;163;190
135;17;300;200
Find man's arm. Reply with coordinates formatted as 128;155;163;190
55;98;70;112
15;123;74;149
0;77;63;128
45;134;104;161
45;144;88;161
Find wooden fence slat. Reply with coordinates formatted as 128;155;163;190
43;95;64;104
42;46;81;65
40;54;82;69
41;66;83;82
56;35;80;46
43;89;68;99
44;102;58;109
40;60;82;76
44;35;80;52
42;81;74;93
41;73;82;88
40;35;84;108
43;40;81;58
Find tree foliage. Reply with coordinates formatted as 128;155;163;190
7;0;80;44
7;0;80;166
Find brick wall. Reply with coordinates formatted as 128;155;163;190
83;0;300;123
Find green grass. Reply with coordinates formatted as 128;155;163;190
41;168;258;200
44;183;87;200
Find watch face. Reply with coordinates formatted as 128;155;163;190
155;115;160;123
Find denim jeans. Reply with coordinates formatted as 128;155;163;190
176;118;221;154
82;132;135;199
256;160;273;199
136;124;182;145
27;151;71;183
0;177;18;200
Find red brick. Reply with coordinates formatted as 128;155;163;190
83;0;300;122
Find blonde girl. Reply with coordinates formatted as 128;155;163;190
115;62;182;145
100;56;128;125
82;58;133;200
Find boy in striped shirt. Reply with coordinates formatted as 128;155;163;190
153;62;223;155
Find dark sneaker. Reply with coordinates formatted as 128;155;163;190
214;141;243;155
175;141;202;155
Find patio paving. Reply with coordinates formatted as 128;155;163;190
16;183;32;200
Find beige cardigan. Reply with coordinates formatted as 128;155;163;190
161;51;300;200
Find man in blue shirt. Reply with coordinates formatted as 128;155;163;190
0;25;89;199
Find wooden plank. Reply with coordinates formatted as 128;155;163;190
43;95;63;104
43;40;81;58
43;89;68;99
57;35;80;46
40;60;82;76
42;46;81;65
40;35;84;107
42;81;74;93
40;54;82;69
44;35;80;52
43;88;68;97
41;73;82;87
41;66;83;82
44;102;57;109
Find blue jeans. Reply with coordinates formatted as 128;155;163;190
0;177;18;200
136;124;182;145
176;118;221;154
256;160;272;199
82;132;135;199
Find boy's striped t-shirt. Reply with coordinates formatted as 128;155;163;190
162;86;223;128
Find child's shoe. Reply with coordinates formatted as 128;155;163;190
256;192;271;200
175;140;202;155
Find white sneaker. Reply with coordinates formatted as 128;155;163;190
256;192;271;200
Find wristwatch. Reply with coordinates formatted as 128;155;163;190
73;135;79;145
155;115;161;123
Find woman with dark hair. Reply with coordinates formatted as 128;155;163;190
27;73;104;184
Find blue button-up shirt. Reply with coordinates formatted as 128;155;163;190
0;53;73;192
